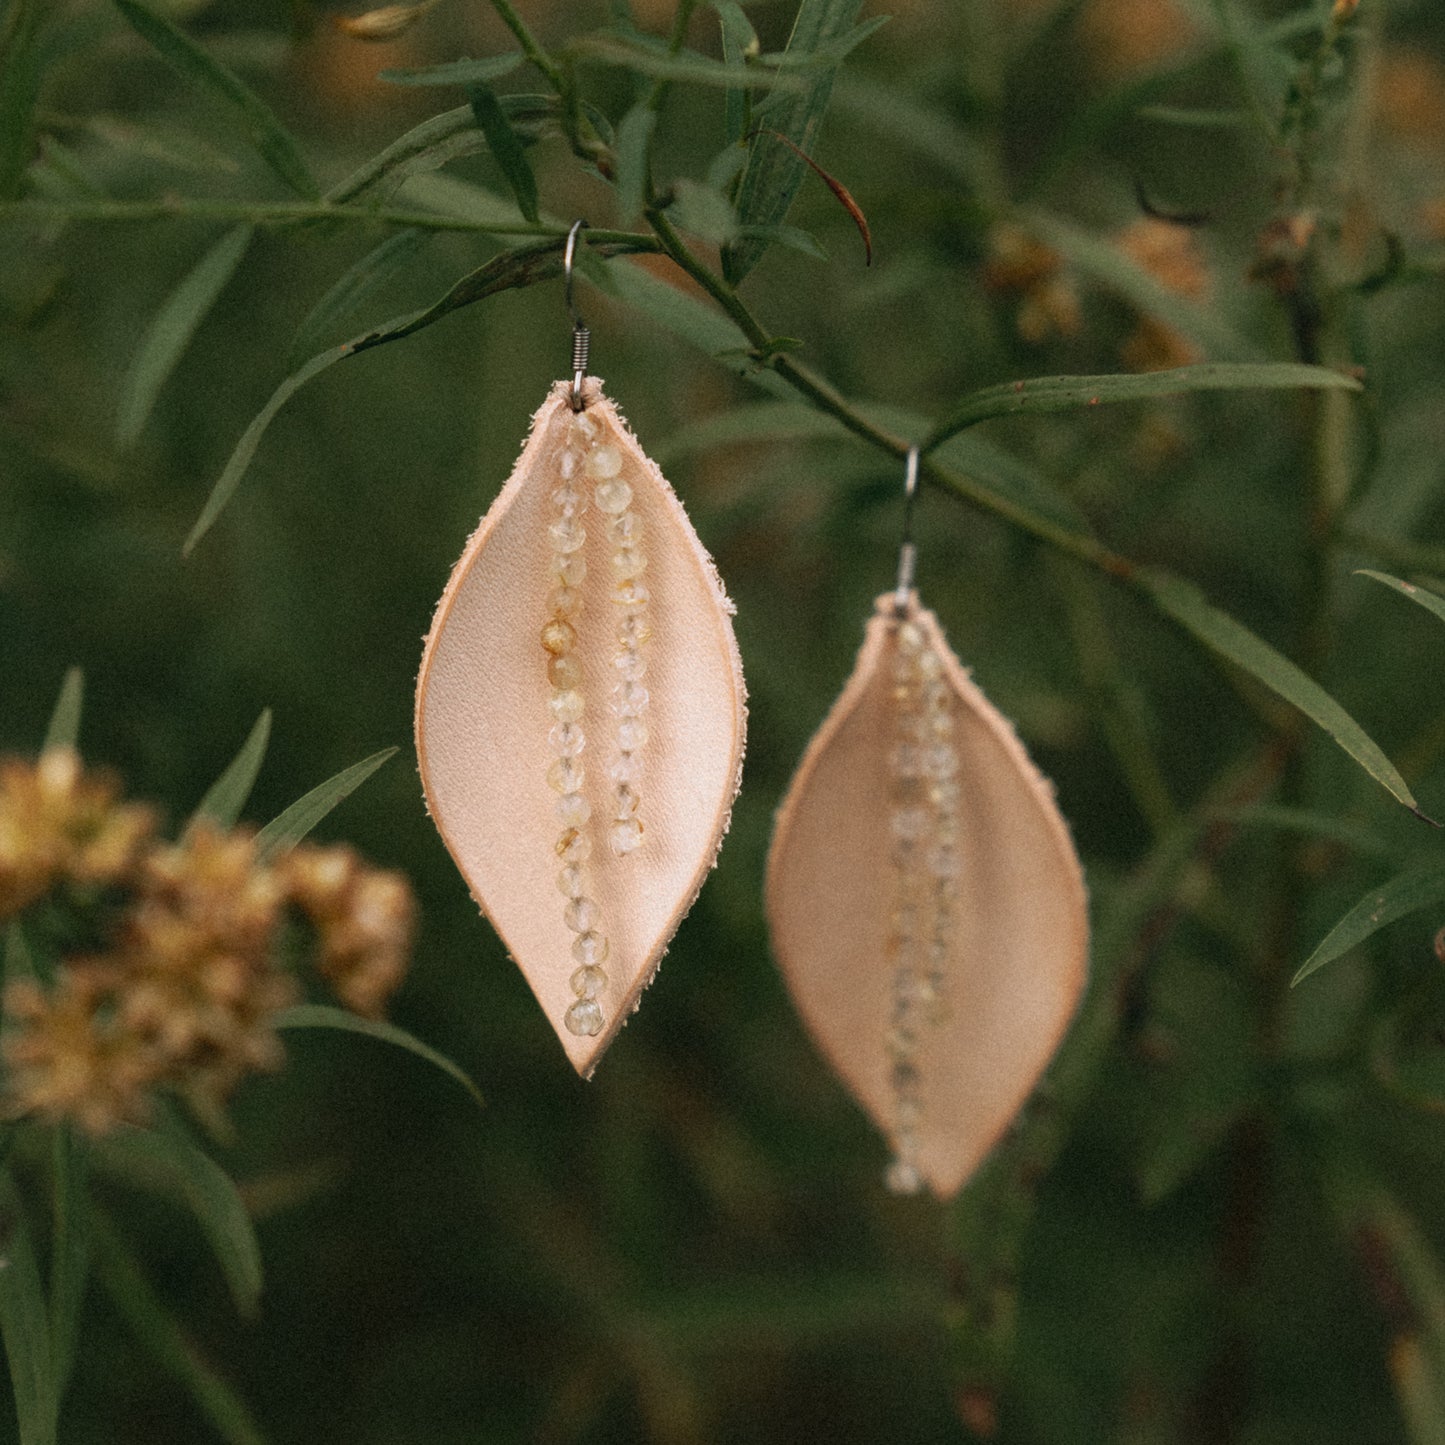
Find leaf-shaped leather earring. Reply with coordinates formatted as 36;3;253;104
766;449;1088;1198
416;223;747;1076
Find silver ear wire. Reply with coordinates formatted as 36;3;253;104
893;445;920;612
563;220;591;412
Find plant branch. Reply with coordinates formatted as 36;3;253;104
0;199;658;247
485;0;566;90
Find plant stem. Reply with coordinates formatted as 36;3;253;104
0;200;656;246
485;0;566;90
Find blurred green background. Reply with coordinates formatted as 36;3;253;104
6;0;1445;1439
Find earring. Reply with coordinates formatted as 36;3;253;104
765;448;1088;1197
415;223;747;1077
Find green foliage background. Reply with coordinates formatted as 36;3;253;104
5;0;1445;1439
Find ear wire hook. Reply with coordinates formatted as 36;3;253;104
563;220;591;412
893;445;920;614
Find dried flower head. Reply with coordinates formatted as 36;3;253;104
0;748;157;918
281;844;416;1018
1114;218;1210;371
115;825;295;1109
1079;0;1198;77
982;225;1082;344
2;970;160;1135
2;747;418;1134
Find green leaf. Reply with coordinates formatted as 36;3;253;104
378;52;524;88
468;85;538;224
47;1127;89;1405
326;106;481;207
714;0;757;146
188;709;272;832
95;1125;263;1316
111;0;319;200
0;0;43;202
1022;208;1267;363
276;1004;484;1110
1293;865;1445;986
1140;570;1426;818
599;256;791;396
671;179;739;245
924;363;1361;450
253;748;398;862
91;1210;267;1445
117;224;252;450
723;0;867;284
1222;804;1394;858
568;35;808;91
614;102;656;227
0;1169;56;1445
1136;104;1250;129
1357;569;1445;630
41;668;83;754
183;346;343;555
187;235;660;551
288;229;430;366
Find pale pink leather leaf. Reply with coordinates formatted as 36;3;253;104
765;594;1088;1197
416;379;746;1076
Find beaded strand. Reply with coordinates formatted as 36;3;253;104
882;616;962;1194
590;447;651;857
545;414;610;1037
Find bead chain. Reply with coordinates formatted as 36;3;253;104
882;617;961;1194
541;414;651;1039
594;453;649;859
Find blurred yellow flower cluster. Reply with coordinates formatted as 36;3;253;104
0;749;415;1135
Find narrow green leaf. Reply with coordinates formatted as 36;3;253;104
1293;866;1445;986
1208;0;1292;140
41;668;83;754
600;256;792;396
0;1169;56;1445
187;234;660;552
671;178;739;245
1023;209;1267;363
1141;570;1426;818
1137;104;1249;129
737;222;827;259
117;224;252;450
568;35;808;91
111;0;319;200
614;102;656;227
1221;804;1394;858
183;346;344;555
714;0;757;146
0;0;42;202
276;1004;484;1109
723;0;867;284
924;363;1360;450
378;52;524;88
288;229;430;367
188;709;272;832
468;85;538;224
326;106;480;207
253;748;398;862
1358;569;1445;630
91;1210;267;1445
95;1125;262;1316
47;1127;89;1405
